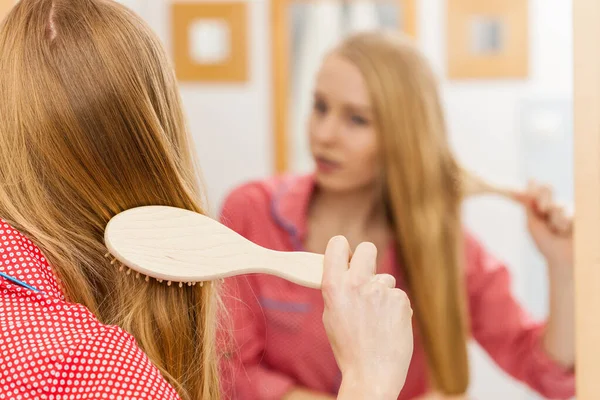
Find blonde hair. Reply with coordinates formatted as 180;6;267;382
336;31;469;394
0;0;219;398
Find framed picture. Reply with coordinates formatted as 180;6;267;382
447;0;528;79
171;2;249;83
271;0;417;173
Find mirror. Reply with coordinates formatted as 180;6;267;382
272;0;577;399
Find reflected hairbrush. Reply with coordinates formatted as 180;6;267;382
104;205;324;288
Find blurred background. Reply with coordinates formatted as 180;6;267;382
0;0;573;398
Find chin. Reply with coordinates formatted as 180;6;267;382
314;171;342;190
314;171;363;193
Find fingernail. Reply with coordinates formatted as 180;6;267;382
328;235;346;252
329;235;343;246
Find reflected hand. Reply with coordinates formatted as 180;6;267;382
523;180;573;273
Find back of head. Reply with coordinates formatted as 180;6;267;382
336;31;469;394
0;1;218;398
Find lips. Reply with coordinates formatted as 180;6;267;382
315;156;340;173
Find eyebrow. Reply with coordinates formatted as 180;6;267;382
313;91;372;114
345;103;372;115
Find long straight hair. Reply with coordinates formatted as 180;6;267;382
0;0;219;398
336;31;470;394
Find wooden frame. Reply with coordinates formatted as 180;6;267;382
172;2;248;83
446;0;528;79
271;0;416;173
574;0;600;397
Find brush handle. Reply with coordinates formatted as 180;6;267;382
261;249;324;289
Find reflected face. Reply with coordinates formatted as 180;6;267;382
309;54;380;192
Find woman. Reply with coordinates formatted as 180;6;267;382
220;32;575;399
0;1;415;399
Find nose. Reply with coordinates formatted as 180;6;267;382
312;113;341;144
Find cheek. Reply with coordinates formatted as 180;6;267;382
308;115;319;145
348;131;380;176
357;128;379;160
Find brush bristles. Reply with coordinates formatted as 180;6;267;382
103;251;207;288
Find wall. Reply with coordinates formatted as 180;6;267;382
130;0;272;215
127;0;573;398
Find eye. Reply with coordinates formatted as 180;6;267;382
350;115;368;126
313;99;328;115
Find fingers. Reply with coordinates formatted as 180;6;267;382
371;273;396;288
526;180;572;235
535;183;552;215
323;236;351;283
548;204;572;234
322;236;351;303
526;180;551;215
349;242;378;286
360;281;411;317
323;238;398;309
389;288;413;316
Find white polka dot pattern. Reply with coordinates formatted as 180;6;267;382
0;220;181;399
0;223;61;297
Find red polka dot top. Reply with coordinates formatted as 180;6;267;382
0;219;182;399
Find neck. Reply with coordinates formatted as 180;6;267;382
311;184;388;233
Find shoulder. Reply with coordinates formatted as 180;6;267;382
462;229;512;289
55;324;181;399
0;219;62;297
463;229;504;270
0;290;180;399
221;175;291;210
219;174;301;228
463;229;485;266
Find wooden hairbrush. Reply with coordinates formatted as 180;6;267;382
104;170;568;287
104;205;324;288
